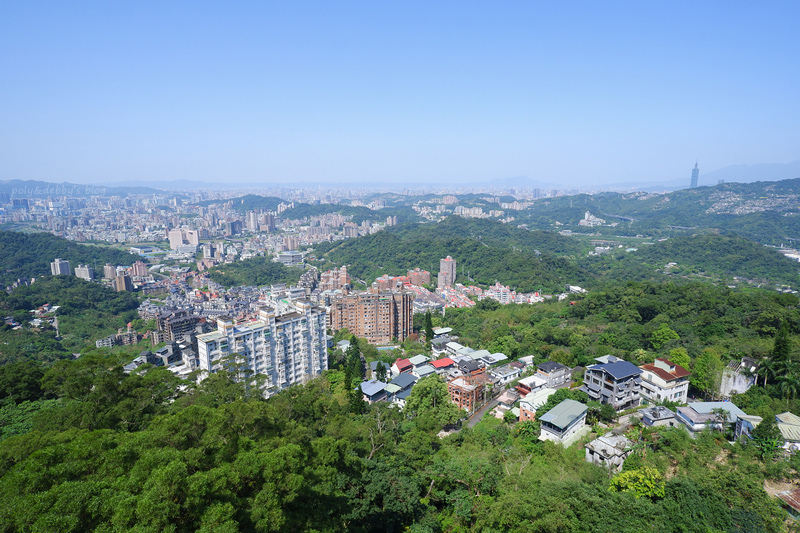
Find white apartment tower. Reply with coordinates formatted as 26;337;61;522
196;301;328;396
50;258;71;276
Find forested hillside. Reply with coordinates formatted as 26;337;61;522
0;354;792;532
579;234;800;289
0;276;140;362
207;258;302;288
511;179;800;244
313;227;590;293
0;231;139;286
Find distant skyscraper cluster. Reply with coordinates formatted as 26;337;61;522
691;162;699;188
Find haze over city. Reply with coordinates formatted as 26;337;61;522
2;2;799;188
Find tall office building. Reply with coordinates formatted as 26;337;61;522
438;255;456;289
691;162;699;188
329;292;414;345
50;258;71;276
196;301;328;396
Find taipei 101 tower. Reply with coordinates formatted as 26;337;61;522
690;162;699;188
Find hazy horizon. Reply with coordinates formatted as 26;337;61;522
2;2;799;188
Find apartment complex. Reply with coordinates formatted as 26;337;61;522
329;291;414;344
50;258;71;275
196;301;327;396
438;256;456;289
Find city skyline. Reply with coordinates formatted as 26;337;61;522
2;2;799;187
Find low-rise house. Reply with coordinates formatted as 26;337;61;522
458;359;485;379
360;380;388;403
409;354;431;369
518;355;535;369
431;337;450;357
639;358;691;404
582;356;643;411
585;434;633;473
490;364;521;385
477;352;508;367
639;406;678;428
518;387;558;421
776;412;800;451
539;399;588;445
735;414;763;440
496;389;519;409
412;364;436;380
369;361;391;379
516;374;548;396
719;357;758;398
448;377;481;412
392;358;413;376
430;357;455;374
537;361;571;388
675;401;748;434
777;488;800;521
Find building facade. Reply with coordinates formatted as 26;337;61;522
196;301;327;396
50;258;71;275
438;256;456;289
582;357;643;411
639;358;691;404
329;291;414;344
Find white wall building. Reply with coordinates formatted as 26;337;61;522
639;358;691;404
196;301;328;396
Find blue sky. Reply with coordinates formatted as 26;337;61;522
2;2;799;187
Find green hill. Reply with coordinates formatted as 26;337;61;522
0;231;140;287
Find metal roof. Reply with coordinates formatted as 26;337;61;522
539;399;587;429
589;360;643;380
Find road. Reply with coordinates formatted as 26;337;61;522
466;396;501;428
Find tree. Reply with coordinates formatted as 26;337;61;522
750;417;783;459
404;375;464;427
691;348;723;399
424;311;434;351
668;347;691;370
609;466;665;500
771;321;791;363
650;324;679;350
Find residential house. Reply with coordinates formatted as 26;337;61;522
518;387;558;421
409;354;431;369
516;374;548;396
430;357;455;374
360;380;388;404
448;377;481;412
675;401;748;434
537;361;572;388
582;356;643;411
369;361;391;380
776;412;800;452
490;364;521;385
391;358;413;376
639;358;691;404
412;364;436;380
638;406;678;428
585;434;633;473
538;399;588;445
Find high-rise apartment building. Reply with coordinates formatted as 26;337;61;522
319;266;350;291
407;268;431;287
74;264;94;281
103;263;117;280
131;260;149;277
438;256;456;289
50;258;71;276
114;274;133;292
196;301;328;396
691;162;699;188
329;292;414;344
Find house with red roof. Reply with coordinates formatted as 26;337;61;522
391;358;413;376
430;357;455;373
639;358;691;404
